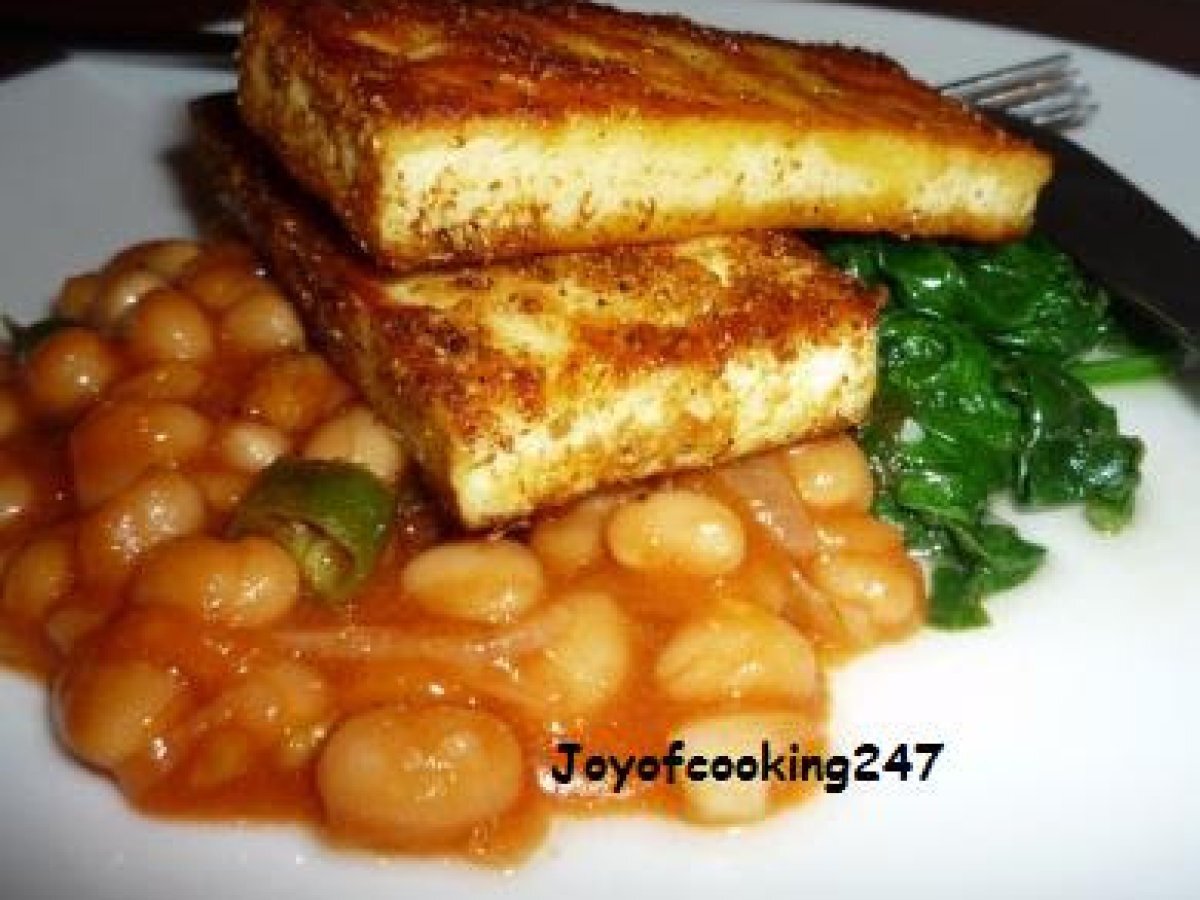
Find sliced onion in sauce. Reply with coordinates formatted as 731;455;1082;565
714;452;817;559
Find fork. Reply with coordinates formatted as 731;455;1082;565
939;52;1097;130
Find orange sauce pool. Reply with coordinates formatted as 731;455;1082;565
0;239;924;865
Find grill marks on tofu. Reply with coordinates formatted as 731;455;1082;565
194;96;880;528
238;0;1051;271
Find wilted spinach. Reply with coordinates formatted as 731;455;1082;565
824;235;1154;628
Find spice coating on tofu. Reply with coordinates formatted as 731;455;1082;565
238;0;1052;272
195;95;880;528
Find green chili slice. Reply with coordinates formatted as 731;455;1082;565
229;458;394;602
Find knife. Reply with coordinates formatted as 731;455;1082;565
994;111;1200;370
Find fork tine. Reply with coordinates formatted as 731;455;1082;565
1018;94;1099;129
960;71;1081;108
969;75;1094;111
937;52;1094;131
946;64;1077;105
938;52;1072;95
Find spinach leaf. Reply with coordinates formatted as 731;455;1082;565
823;234;1153;628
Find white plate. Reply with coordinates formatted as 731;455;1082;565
2;3;1199;898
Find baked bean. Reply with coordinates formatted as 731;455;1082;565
56;659;189;771
675;711;811;824
241;353;351;432
126;288;214;364
276;723;330;771
23;327;120;418
131;535;299;628
521;591;632;717
529;494;622;575
317;706;522;839
218;421;290;473
0;462;33;529
54;272;100;321
2;533;73;620
70;399;211;508
230;660;329;737
807;551;923;632
187;729;253;791
784;435;874;511
136;240;201;280
220;286;305;355
606;488;745;577
109;362;206;403
178;259;262;312
0;387;22;440
91;266;165;331
654;600;818;703
191;469;253;514
813;510;904;555
401;539;544;625
76;469;206;587
0;233;939;858
303;405;403;484
43;606;104;656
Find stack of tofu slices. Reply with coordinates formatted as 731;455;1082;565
194;0;1051;529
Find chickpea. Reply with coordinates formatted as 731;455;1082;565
220;286;305;356
91;266;165;331
521;591;632;717
813;510;904;555
109;362;206;403
303;406;403;485
606;488;745;577
807;550;923;633
70;399;212;508
784;435;874;511
23;327;120;418
654;601;819;703
241;353;351;432
132;535;299;628
54;272;101;321
126;288;214;364
2;533;73;620
0;387;23;440
218;421;290;473
76;469;206;587
675;711;811;824
56;659;189;771
317;706;523;839
401;539;544;625
136;239;201;280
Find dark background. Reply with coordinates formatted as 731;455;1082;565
1;0;1198;76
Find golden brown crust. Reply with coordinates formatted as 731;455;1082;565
238;0;1051;271
244;0;1027;137
193;95;881;527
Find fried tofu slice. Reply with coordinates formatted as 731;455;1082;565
193;95;881;528
239;0;1051;273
